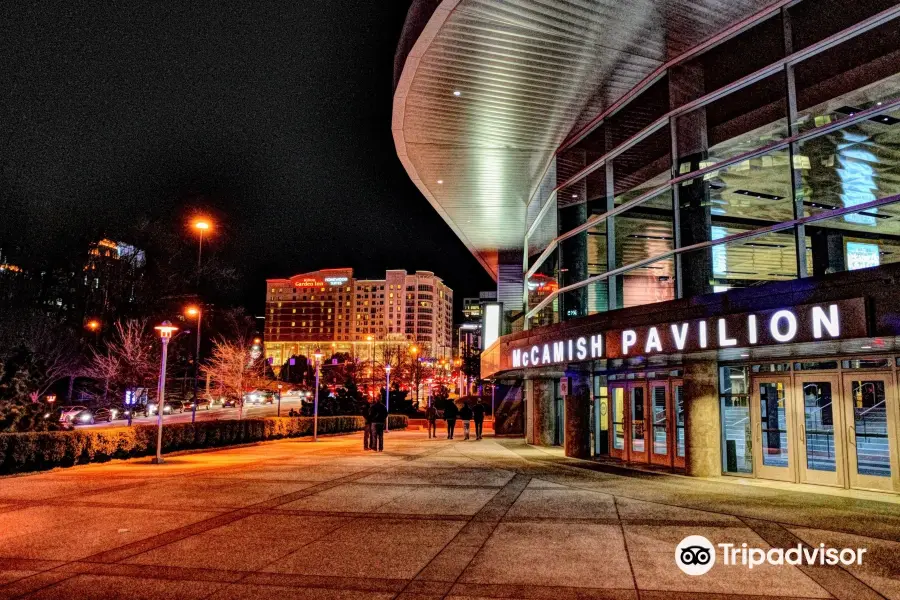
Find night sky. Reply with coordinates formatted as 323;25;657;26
0;1;494;314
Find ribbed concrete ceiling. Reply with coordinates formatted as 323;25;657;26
393;0;781;280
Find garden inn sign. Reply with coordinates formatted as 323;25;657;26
510;299;868;368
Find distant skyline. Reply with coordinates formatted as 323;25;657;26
0;1;495;316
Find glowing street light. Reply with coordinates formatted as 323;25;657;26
385;364;391;433
313;348;323;441
191;217;212;284
185;305;203;423
152;321;178;464
86;319;100;332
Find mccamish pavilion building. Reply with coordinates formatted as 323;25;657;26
394;0;900;492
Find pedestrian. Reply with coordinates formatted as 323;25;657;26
363;399;374;450
472;398;485;440
369;397;388;452
460;401;473;440
425;402;438;439
443;399;458;439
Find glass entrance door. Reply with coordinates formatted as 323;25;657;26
609;384;627;460
649;382;670;466
842;374;898;492
629;383;649;463
673;381;686;469
796;375;844;487
752;377;795;482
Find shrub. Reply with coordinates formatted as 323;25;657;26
0;414;407;474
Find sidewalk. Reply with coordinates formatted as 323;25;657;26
1;431;898;599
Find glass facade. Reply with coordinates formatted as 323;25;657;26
523;4;900;327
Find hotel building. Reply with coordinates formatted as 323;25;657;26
394;0;900;492
264;268;453;367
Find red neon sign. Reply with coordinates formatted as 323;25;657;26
293;279;324;288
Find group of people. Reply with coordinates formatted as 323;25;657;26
362;397;389;451
360;397;487;452
425;399;486;440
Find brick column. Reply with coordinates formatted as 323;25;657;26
683;356;721;477
564;371;592;459
526;378;555;446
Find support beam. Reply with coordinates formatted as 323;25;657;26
683;356;721;477
564;371;592;459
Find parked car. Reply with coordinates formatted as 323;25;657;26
71;407;114;425
147;401;182;415
244;390;275;405
191;397;212;410
59;406;88;425
221;396;239;408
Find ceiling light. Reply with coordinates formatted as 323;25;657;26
571;193;578;198
437;180;443;184
733;189;785;201
453;90;461;97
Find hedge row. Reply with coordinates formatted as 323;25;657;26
0;415;407;474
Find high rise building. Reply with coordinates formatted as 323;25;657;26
395;0;900;490
264;268;453;368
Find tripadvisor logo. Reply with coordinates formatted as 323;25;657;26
675;536;867;575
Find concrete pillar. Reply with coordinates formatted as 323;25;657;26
811;229;846;276
670;62;713;298
564;371;592;459
559;202;588;320
683;356;721;477
527;378;555;446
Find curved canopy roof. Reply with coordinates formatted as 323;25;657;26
393;0;781;280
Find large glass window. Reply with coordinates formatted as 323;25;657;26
720;366;752;474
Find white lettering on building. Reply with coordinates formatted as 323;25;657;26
812;304;840;339
718;318;737;347
770;310;798;342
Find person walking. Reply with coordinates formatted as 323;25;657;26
369;397;388;452
472;399;485;440
443;399;458;440
363;399;374;450
460;401;473;440
424;403;438;439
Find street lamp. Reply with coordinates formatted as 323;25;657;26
86;319;100;331
385;364;391;432
192;218;211;270
313;348;323;441
185;305;203;423
152;321;178;464
366;335;375;399
409;345;419;407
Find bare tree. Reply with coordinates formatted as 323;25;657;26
87;319;158;404
204;337;257;419
0;310;84;401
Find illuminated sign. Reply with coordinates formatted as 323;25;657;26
482;302;502;350
846;242;879;271
506;299;867;368
324;276;348;286
293;278;324;287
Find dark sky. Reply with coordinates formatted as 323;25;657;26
0;1;494;315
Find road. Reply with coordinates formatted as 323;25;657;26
78;395;309;429
1;432;899;599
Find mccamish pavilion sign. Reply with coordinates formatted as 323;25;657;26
511;299;868;368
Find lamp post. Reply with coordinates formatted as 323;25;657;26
409;345;419;407
192;218;211;275
185;305;203;423
385;364;391;432
366;335;374;400
152;321;178;464
313;348;322;441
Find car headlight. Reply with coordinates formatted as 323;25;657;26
44;413;50;418
124;411;130;416
164;406;171;412
80;414;91;422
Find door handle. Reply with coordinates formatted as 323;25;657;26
848;425;856;446
800;425;805;444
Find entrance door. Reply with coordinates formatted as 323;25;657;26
752;376;795;482
628;383;649;463
649;382;671;466
795;375;844;487
842;373;897;492
673;380;686;469
609;384;627;460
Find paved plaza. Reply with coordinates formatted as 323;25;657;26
1;431;899;599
